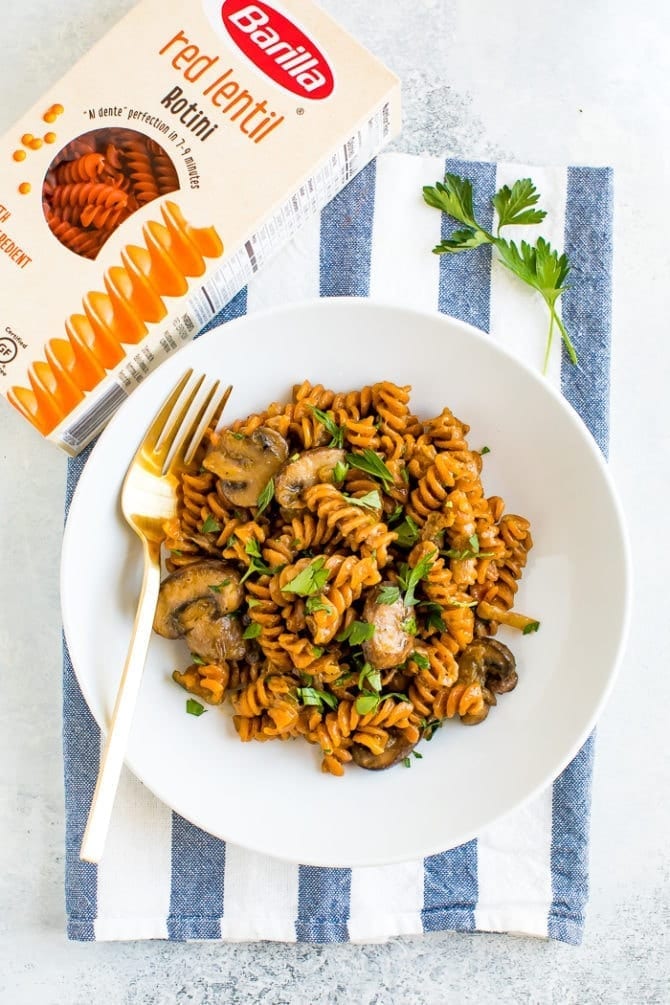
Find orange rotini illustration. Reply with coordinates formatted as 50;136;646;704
8;201;223;435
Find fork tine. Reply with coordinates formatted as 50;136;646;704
168;382;233;473
151;373;206;469
137;369;193;460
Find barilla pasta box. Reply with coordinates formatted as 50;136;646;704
0;0;400;454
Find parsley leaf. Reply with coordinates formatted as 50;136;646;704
209;579;232;593
355;693;380;715
256;477;275;516
345;489;382;511
496;237;576;370
423;174;577;373
333;460;349;483
398;553;435;607
410;651;431;670
242;622;262;639
305;595;333;615
422;173;480;229
394;515;420;548
523;620;541;635
186;698;206;717
420;716;444;741
239;538;276;583
346;449;394;489
200;515;221;534
492;178;547;232
281;557;330;597
311;407;345;448
419;601;447;633
189;653;206;666
480;446;491;455
336;620;375;646
358;662;382;693
376;585;401;606
297;686;338;711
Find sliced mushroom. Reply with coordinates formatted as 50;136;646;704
274;447;346;509
456;637;517;724
154;560;243;637
361;584;414;670
351;731;418;770
182;613;247;663
458;637;517;692
153;560;246;663
203;427;288;508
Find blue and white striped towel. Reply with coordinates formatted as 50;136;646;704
63;151;612;945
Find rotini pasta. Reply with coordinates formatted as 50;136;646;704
42;127;180;259
153;381;538;774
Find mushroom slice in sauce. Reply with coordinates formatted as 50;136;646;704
456;637;517;725
203;427;288;508
274;447;346;509
153;560;247;663
351;731;418;771
361;584;414;670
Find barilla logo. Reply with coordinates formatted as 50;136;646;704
221;1;335;99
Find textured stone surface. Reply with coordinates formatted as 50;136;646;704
1;0;669;1001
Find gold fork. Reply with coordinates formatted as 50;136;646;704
80;369;231;864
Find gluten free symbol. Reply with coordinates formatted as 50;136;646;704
0;337;17;363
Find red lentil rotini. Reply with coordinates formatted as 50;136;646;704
153;381;539;775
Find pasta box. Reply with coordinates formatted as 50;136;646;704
0;0;401;454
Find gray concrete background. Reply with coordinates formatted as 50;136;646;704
1;1;668;1002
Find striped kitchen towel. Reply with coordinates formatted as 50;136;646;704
63;151;612;945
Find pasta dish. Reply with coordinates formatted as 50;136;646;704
152;380;537;775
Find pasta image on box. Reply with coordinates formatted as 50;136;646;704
0;0;400;454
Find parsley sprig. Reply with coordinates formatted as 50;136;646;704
423;174;577;372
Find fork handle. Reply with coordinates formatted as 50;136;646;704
80;539;161;864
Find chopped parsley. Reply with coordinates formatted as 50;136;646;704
305;595;333;615
333;460;349;483
256;478;275;516
523;620;541;635
336;620;376;646
200;515;221;534
186;698;206;717
240;538;276;582
376;585;401;606
281;556;330;597
394;515;420;548
242;622;262;639
344;489;382;511
311;407;345;448
297;686;338;711
345;449;394;489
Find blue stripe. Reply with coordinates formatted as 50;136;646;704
422;841;478;932
165;283;248;941
167;815;226;940
63;444;99;941
421;159;497;930
438;159;496;330
198;286;248;335
548;733;595;945
320;159;376;297
296;866;351;942
561;166;613;458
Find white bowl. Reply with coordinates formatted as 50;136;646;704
61;298;631;866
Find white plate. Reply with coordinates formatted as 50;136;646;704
61;298;631;867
